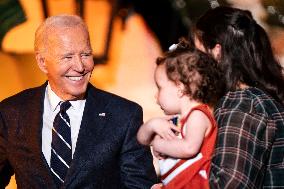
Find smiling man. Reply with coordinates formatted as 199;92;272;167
35;16;94;101
0;15;157;189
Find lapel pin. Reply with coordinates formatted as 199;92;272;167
99;113;106;116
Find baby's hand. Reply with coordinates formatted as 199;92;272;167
151;135;167;159
149;117;180;140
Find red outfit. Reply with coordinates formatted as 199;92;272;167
160;104;217;189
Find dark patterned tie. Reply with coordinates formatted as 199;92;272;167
50;101;72;188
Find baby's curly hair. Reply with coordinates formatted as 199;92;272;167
156;38;225;107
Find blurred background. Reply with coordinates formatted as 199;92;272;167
1;0;284;188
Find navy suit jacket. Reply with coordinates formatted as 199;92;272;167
0;83;157;189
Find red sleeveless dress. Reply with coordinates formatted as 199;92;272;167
160;104;217;189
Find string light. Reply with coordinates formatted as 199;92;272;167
171;0;284;27
175;0;186;9
208;0;220;8
208;1;284;26
267;5;284;24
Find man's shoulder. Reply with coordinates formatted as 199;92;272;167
0;84;45;108
87;85;142;110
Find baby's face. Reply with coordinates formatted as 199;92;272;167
154;64;180;115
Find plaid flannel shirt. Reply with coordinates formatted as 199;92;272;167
210;87;284;189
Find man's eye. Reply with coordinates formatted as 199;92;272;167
81;53;91;58
64;56;72;60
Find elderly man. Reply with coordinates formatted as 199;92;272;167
0;14;157;189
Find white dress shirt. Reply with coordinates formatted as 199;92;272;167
42;84;86;166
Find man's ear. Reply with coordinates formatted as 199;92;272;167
35;53;48;73
211;44;222;62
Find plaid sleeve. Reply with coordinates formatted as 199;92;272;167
209;106;276;189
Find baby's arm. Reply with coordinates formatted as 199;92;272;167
152;110;211;159
137;117;179;146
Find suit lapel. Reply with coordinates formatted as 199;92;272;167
20;82;57;187
64;85;109;187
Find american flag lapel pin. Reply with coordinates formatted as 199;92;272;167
99;113;106;116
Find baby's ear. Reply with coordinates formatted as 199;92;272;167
177;82;185;98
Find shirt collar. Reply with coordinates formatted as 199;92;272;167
47;83;62;112
47;83;86;112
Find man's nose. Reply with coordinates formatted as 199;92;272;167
74;56;85;72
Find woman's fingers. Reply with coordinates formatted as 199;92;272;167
151;183;163;189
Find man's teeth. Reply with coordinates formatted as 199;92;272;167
68;76;83;81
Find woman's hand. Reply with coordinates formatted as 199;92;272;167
151;183;163;189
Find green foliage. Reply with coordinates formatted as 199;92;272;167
0;0;26;49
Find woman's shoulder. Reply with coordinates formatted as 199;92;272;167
215;87;284;116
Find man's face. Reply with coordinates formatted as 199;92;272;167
38;26;94;100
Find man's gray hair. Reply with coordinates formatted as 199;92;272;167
34;14;89;53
